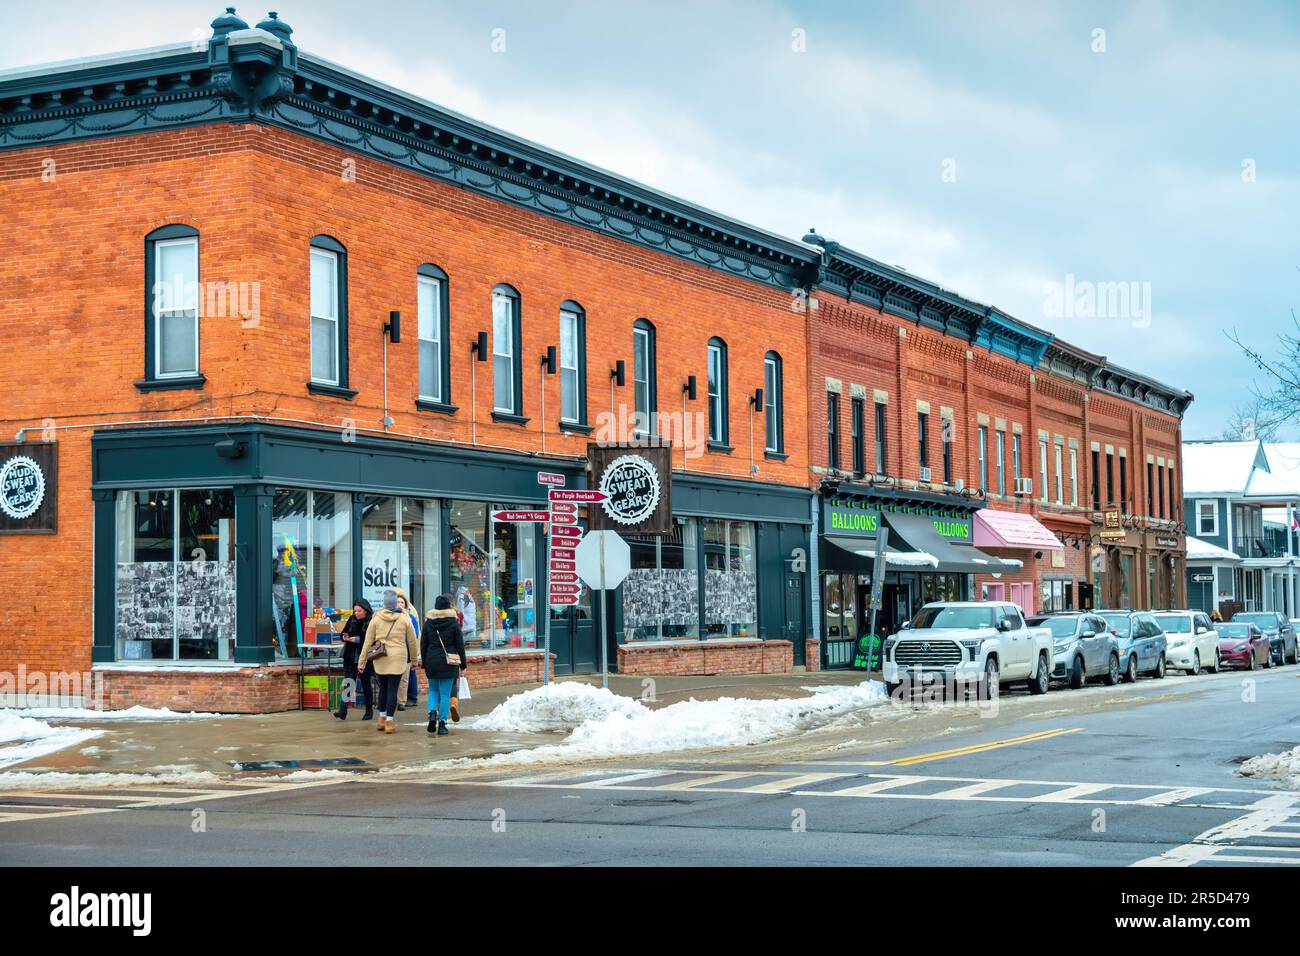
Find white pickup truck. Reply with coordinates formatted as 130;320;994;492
882;601;1055;699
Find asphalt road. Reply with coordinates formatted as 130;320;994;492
3;666;1299;866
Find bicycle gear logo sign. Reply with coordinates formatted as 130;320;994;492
0;455;45;520
598;454;661;526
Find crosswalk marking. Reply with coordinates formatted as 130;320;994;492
815;727;1083;768
737;772;852;794
1134;800;1300;866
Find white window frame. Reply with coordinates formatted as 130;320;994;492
154;236;200;379
1039;440;1049;503
1069;448;1079;506
1054;443;1064;504
310;248;340;385
996;430;1006;496
492;289;517;413
633;325;652;437
1197;500;1218;537
559;307;581;424
417;273;443;403
977;425;988;492
707;341;725;444
764;354;781;452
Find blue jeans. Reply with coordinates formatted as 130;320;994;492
428;676;455;722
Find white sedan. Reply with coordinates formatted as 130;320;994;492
1152;611;1220;674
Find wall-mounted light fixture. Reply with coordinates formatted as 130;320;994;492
683;375;697;401
610;360;625;387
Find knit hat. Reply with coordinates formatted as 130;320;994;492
434;594;452;611
382;589;398;611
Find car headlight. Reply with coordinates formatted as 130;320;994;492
960;638;985;657
1170;638;1189;648
1235;643;1248;652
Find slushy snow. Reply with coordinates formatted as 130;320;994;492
0;711;103;769
5;705;224;721
1238;745;1300;789
442;680;890;769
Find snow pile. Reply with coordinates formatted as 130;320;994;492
6;705;224;721
1238;745;1300;789
469;681;644;733
448;680;890;768
0;711;103;769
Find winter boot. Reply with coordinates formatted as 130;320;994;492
437;720;449;736
333;704;348;721
427;715;438;735
384;718;396;735
376;715;387;732
449;697;460;722
361;706;373;721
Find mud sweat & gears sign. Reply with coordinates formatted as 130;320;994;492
0;443;57;534
587;444;672;535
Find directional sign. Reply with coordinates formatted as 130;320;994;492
549;489;608;504
552;525;582;538
550;501;577;515
549;511;577;525
549;582;582;596
549;570;579;584
574;530;631;590
550;594;580;606
492;510;550;523
537;471;566;488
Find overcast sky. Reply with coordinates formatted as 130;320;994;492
6;0;1297;439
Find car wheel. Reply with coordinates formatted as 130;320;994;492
1103;653;1121;686
885;681;901;698
1247;651;1256;671
1027;653;1050;695
1151;654;1166;679
1069;655;1086;690
1123;654;1138;683
1266;648;1276;668
1189;651;1201;676
1289;644;1298;665
982;657;1000;702
1208;650;1220;674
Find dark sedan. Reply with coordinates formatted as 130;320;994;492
1217;622;1270;670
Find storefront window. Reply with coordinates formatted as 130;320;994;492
115;488;235;662
1119;554;1133;609
1039;578;1073;612
921;573;961;604
623;520;699;641
358;494;440;616
274;489;353;658
824;573;845;638
448;500;537;650
703;519;758;638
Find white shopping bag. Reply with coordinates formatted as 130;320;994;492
458;676;471;700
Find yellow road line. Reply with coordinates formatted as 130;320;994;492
888;727;1083;767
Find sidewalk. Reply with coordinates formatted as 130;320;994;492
2;671;870;781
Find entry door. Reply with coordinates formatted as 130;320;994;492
783;573;806;665
546;591;598;676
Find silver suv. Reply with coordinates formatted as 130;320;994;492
1028;613;1121;689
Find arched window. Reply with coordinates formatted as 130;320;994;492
492;284;522;418
632;319;657;437
559;300;587;426
417;264;450;406
309;235;350;393
707;336;729;446
143;223;201;387
764;351;783;454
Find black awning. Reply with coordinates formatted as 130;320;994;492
820;535;877;574
881;511;1004;574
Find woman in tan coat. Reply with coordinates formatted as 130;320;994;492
356;589;421;734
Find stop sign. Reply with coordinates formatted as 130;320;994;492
573;530;631;590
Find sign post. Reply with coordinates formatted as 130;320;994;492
544;489;607;684
574;529;631;689
862;527;889;672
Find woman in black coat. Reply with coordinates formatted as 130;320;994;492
421;594;467;736
334;598;376;720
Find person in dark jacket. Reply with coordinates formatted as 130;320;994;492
334;598;375;720
421;594;467;736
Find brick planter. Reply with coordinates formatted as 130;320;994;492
805;638;822;672
92;651;555;714
616;639;793;677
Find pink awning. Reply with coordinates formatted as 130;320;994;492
973;510;1064;550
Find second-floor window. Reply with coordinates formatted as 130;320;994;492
1106;452;1115;506
1013;433;1022;482
828;392;841;471
918;411;929;472
1146;461;1155;516
1197;500;1217;536
851;398;864;478
707;337;728;445
1054;443;1064;504
764;352;783;453
1157;465;1166;518
492;284;522;415
147;225;200;380
417;264;449;405
1070;448;1079;506
1092;450;1101;509
310;236;348;387
633;319;656;437
1119;455;1129;509
942;416;953;484
1040;440;1049;502
978;425;988;492
875;402;887;475
996;430;1006;496
559;302;586;424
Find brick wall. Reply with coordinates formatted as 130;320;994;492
617;640;793;676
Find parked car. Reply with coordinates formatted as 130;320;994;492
883;601;1054;699
1028;613;1121;688
1216;621;1271;670
1231;612;1297;666
1152;610;1221;675
1096;610;1168;682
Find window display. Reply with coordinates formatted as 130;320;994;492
273;489;353;658
115;488;235;661
703;519;757;638
449;500;537;650
622;520;699;641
